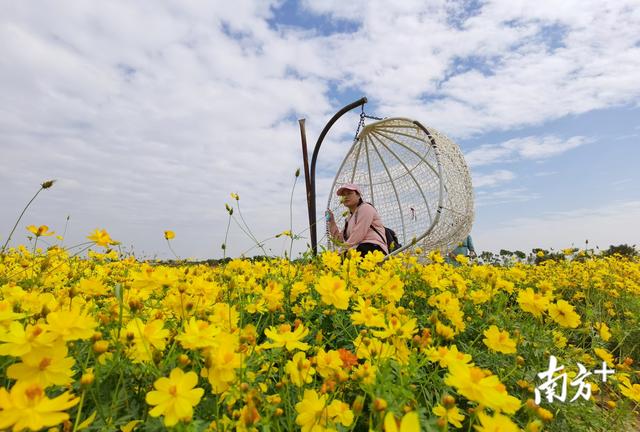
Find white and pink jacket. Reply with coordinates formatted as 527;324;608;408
328;203;388;254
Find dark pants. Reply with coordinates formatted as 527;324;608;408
356;242;385;256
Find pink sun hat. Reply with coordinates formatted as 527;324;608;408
336;183;362;196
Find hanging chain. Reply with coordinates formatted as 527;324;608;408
353;105;384;142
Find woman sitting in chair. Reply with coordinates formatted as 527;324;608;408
326;183;388;256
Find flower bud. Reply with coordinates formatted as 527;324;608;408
93;340;109;354
41;180;56;189
373;398;387;412
80;372;95;386
442;394;456;407
352;395;365;414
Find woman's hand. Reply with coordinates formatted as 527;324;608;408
325;209;335;224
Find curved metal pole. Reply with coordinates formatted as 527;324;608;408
309;96;367;255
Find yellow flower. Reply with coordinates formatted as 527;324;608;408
594;322;611;341
0;322;57;357
517;288;549;318
594;348;615;366
384;411;420;432
372;316;417;340
0;300;26;328
87;229;118;247
7;342;75;387
445;362;521;414
350;298;386;328
315;274;351;309
26;225;55;237
146;368;204;427
123;318;170;363
547;300;581;328
352;362;376;384
164;230;175;240
474;411;519;432
231;192;239;200
433;403;464;428
175;317;220;350
77;278;110;297
295;389;328;432
552;331;567;349
425;345;473;368
0;382;79;431
620;382;640;402
263;323;310;351
429;250;445;263
321;251;342;271
285;352;315;387
45;302;98;341
327;400;354;427
483;325;517;354
315;348;343;378
202;333;241;394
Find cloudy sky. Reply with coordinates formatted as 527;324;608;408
1;0;639;259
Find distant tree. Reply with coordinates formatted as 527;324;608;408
603;244;638;258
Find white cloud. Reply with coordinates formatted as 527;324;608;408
474;200;640;252
1;1;639;258
473;170;515;187
465;135;589;167
475;187;541;207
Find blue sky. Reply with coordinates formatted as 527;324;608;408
1;0;639;258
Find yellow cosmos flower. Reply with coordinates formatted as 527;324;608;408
146;368;204;427
0;322;57;357
263;323;310;351
0;382;79;431
7;342;75;387
175;317;220;350
202;332;241;394
0;301;26;328
164;230;175;240
444;362;521;414
26;225;55;237
295;389;328;432
285;352;315;387
547;300;581;328
517;288;550;318
620;382;640;402
350;298;386;328
123;318;170;363
483;325;517;354
372;316;417;340
435;322;456;340
474;411;519;432
384;411;420;432
594;348;615;366
552;331;567;349
594;322;611;341
315;348;343;378
425;345;473;368
433;403;464;428
327;400;354;428
87;228;118;247
315;274;351;309
45;302;98;341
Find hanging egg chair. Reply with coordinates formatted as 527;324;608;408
325;115;474;256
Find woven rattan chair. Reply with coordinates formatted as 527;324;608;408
325;117;474;256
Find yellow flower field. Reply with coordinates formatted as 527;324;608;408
0;242;639;431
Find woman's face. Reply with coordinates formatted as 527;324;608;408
339;189;360;207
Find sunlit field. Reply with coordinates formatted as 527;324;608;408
1;230;639;431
